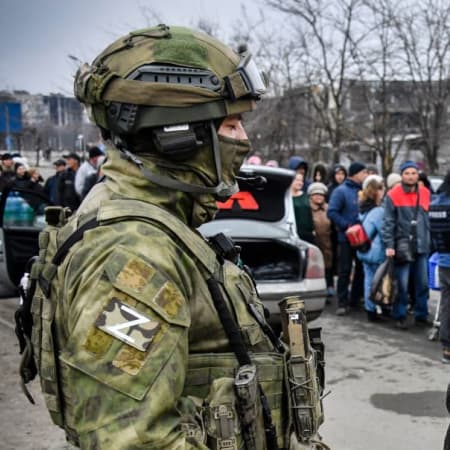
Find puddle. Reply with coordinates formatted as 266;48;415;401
371;391;448;418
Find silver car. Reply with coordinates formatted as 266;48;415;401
199;165;327;324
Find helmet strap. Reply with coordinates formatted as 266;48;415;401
117;121;238;198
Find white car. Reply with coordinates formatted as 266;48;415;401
199;165;326;324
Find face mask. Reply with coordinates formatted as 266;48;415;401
216;135;251;200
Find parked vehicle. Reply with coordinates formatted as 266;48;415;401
199;165;327;324
0;167;328;325
0;187;51;297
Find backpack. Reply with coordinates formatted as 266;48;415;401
345;223;370;252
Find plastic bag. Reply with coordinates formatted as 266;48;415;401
370;257;397;306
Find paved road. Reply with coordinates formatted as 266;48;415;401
0;293;448;450
317;293;449;450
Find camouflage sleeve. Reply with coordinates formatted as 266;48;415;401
59;243;207;449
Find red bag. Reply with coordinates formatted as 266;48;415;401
345;223;371;252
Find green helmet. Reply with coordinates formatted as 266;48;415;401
74;24;266;199
75;24;265;134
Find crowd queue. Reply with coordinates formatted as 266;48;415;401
0;148;448;364
249;154;449;365
0;147;105;210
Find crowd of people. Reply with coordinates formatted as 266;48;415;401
1;145;448;364
0;147;105;210
248;153;449;364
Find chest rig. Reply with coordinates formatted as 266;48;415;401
17;199;294;449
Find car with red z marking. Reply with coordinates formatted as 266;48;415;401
199;164;326;325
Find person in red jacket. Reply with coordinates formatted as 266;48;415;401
382;160;431;329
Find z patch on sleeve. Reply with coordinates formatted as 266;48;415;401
95;298;161;352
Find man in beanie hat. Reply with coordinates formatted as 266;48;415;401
348;161;367;177
75;146;105;200
328;161;368;315
382;160;431;329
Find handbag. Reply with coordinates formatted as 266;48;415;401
345;223;370;252
395;187;419;264
395;237;415;263
346;211;372;252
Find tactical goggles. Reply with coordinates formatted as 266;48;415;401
224;53;267;101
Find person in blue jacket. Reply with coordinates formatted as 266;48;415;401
429;169;450;363
356;175;386;321
328;161;368;315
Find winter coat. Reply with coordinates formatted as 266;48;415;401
75;160;98;197
56;168;80;211
310;201;333;268
44;173;62;204
293;193;315;243
38;147;288;449
382;182;430;255
357;206;386;265
327;178;362;242
430;192;450;268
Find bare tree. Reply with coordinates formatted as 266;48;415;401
266;0;368;163
228;6;312;161
346;0;408;175
394;0;450;172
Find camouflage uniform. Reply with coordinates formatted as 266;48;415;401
25;25;327;450
48;149;285;448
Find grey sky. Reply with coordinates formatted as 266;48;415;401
0;0;263;95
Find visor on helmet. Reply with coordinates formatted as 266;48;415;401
224;53;266;101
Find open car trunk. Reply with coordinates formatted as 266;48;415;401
236;239;306;282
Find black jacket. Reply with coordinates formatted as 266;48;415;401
56;168;80;211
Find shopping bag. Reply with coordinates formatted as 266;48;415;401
370;257;397;306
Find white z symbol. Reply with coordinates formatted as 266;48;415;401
105;304;150;345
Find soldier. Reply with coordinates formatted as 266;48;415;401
22;25;327;449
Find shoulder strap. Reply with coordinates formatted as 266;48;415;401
52;217;98;266
362;207;378;241
97;199;217;275
410;186;421;240
413;185;421;221
48;199;218;277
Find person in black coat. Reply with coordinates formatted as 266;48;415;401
56;152;81;212
44;159;66;204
